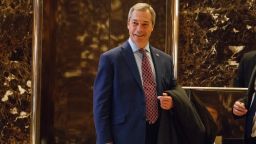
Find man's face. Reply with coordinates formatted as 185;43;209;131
127;10;154;49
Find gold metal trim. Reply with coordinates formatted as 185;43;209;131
32;0;42;143
172;0;179;79
182;86;248;91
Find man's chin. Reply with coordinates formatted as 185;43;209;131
134;37;145;41
134;42;146;48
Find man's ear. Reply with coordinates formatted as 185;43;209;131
127;20;130;29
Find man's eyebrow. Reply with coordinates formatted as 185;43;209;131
131;19;150;23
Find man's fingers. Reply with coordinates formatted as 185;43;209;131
233;101;248;116
233;108;247;116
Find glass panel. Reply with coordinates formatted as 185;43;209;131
184;88;246;142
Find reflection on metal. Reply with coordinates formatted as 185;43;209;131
182;86;248;91
171;0;179;79
165;0;171;54
32;0;42;143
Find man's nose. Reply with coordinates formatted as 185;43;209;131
136;24;144;31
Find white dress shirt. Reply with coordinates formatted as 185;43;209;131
128;38;156;84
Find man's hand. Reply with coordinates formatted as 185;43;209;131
157;93;173;110
233;101;248;116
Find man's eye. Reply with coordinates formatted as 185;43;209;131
133;22;138;25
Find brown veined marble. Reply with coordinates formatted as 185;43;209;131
178;0;256;87
0;0;33;143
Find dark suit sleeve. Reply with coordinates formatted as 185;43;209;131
93;54;113;143
165;86;205;144
190;92;217;143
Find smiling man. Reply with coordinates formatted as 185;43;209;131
93;3;176;144
127;6;154;49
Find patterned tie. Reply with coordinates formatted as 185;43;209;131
140;49;158;124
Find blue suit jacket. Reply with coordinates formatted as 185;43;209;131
93;41;176;144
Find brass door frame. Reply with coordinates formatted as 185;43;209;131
32;0;43;143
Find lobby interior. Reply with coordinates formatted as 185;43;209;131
1;0;256;143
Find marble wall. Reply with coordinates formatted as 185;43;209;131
0;0;33;143
178;0;256;87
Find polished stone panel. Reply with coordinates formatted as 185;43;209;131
178;0;256;87
51;0;109;143
0;0;33;143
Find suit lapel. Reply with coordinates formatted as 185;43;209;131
121;42;143;89
150;47;162;94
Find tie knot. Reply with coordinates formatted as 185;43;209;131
139;49;147;56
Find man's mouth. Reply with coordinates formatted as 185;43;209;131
134;34;144;37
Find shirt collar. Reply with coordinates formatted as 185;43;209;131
128;38;150;53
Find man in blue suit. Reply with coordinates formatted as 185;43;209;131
93;3;176;144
